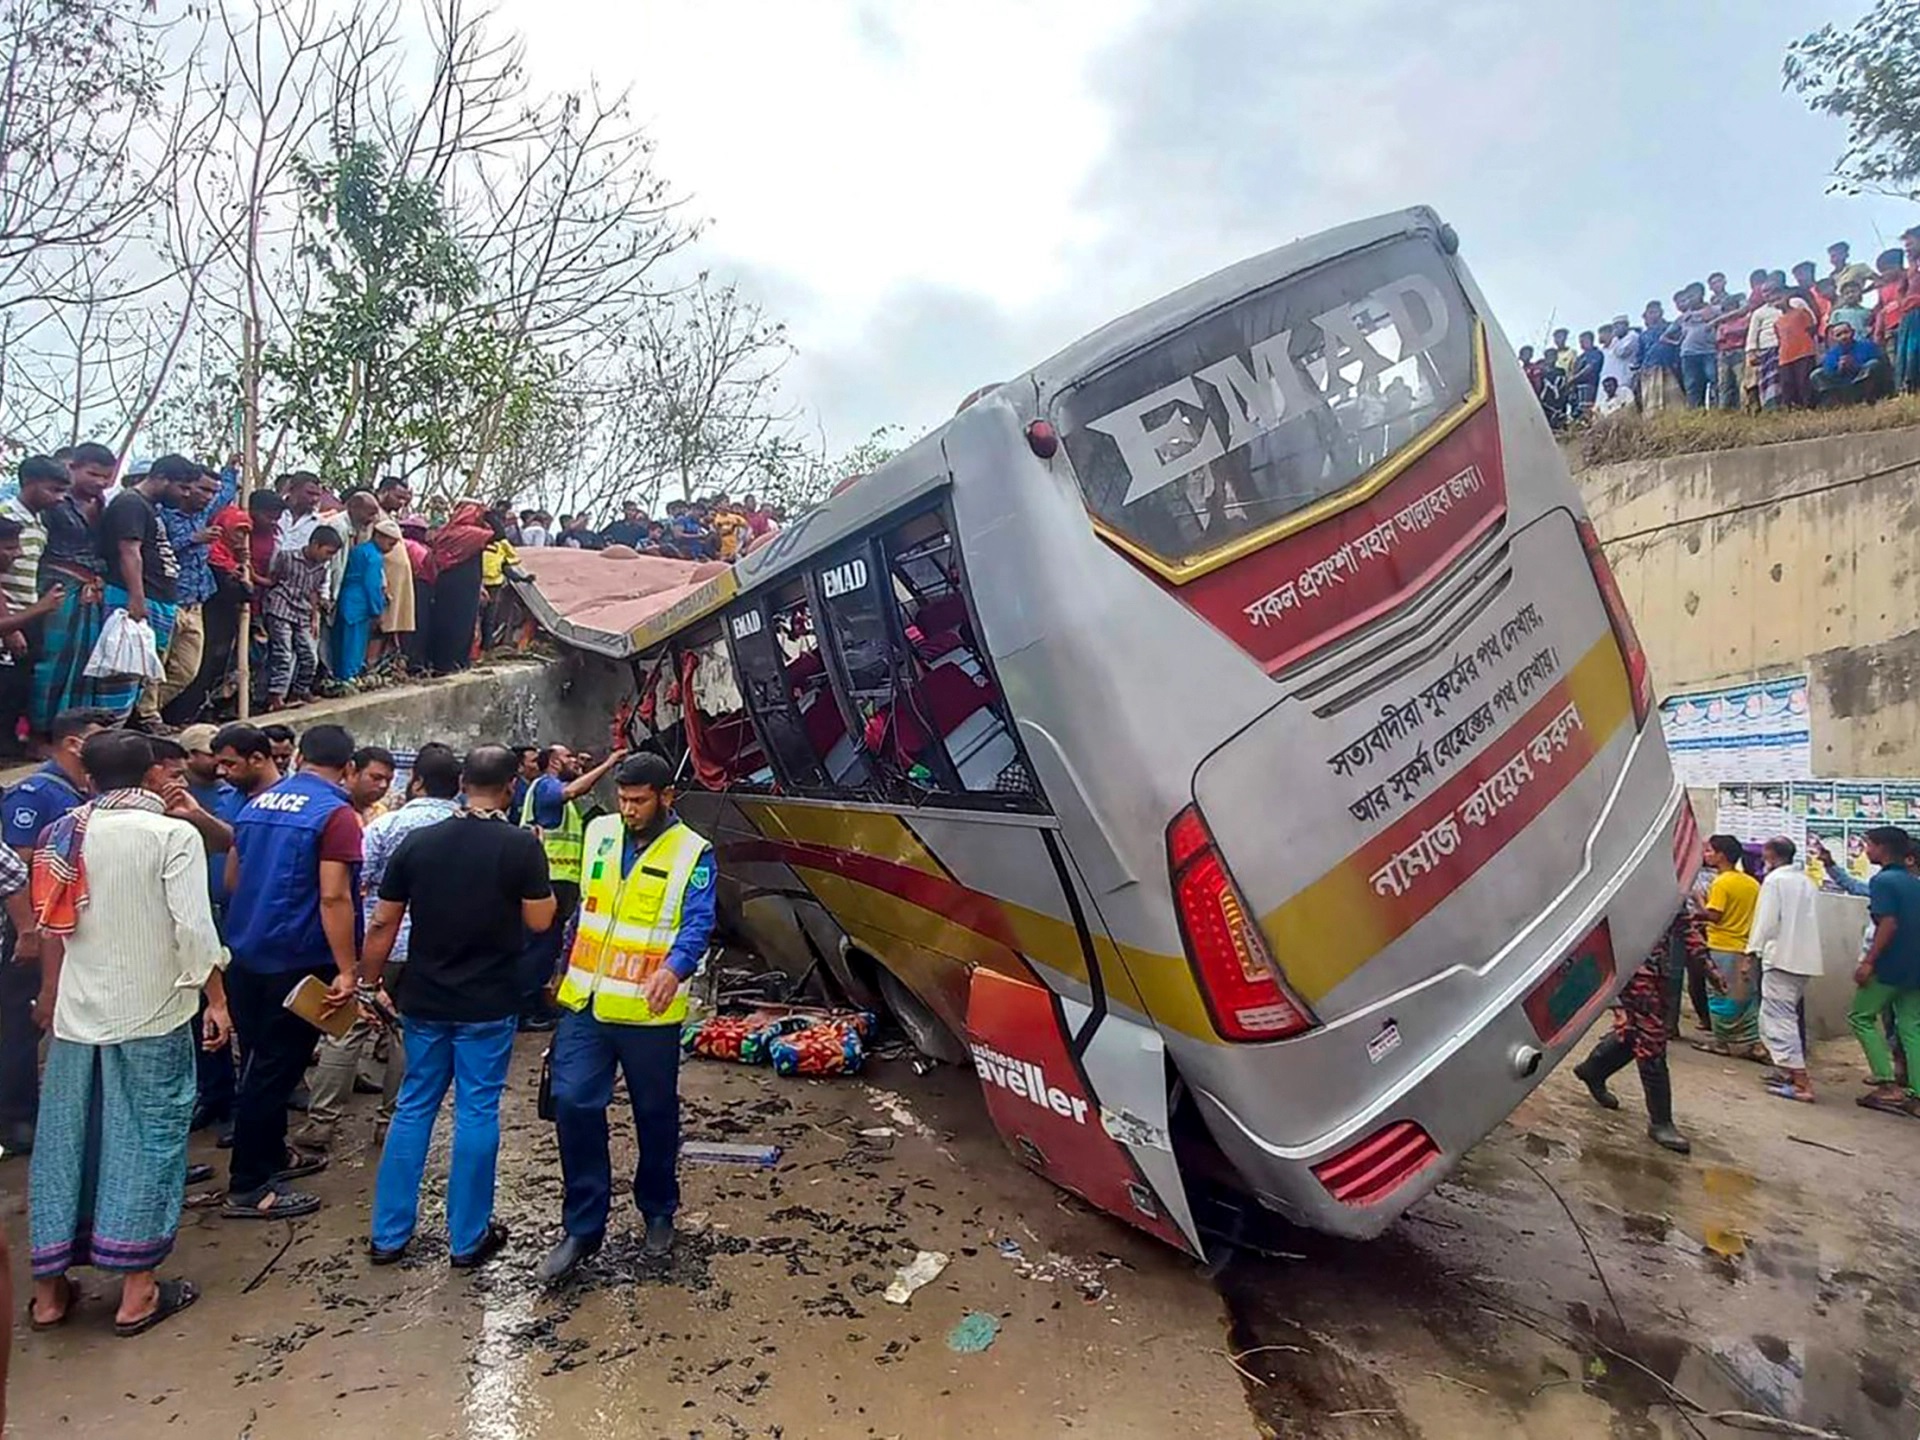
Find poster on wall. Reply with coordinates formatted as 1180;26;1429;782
1659;676;1812;787
1715;777;1920;890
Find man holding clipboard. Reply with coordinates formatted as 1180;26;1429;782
220;724;362;1220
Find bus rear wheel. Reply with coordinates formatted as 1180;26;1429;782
874;966;970;1068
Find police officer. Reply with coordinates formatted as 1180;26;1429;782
538;751;714;1282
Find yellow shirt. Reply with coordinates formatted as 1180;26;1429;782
713;510;748;562
481;539;519;587
1705;869;1761;951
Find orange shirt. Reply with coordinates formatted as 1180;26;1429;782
1774;304;1820;365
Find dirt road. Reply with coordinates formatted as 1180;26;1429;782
5;1028;1915;1438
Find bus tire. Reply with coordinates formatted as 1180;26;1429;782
875;966;970;1067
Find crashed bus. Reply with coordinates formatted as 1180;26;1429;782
537;207;1692;1254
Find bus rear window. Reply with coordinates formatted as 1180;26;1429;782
1056;236;1476;571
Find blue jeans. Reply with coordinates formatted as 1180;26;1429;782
1680;352;1716;408
370;1015;518;1256
550;1007;681;1239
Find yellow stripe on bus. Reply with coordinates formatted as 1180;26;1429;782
1259;636;1635;1006
736;799;951;880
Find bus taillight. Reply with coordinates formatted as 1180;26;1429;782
1577;518;1653;727
1167;805;1315;1042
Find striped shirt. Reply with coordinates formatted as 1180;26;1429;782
361;796;460;962
263;548;329;624
52;800;225;1045
0;497;45;614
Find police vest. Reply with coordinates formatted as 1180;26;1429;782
225;771;359;972
555;815;709;1026
521;784;585;885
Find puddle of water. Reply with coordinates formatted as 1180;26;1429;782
465;1281;540;1440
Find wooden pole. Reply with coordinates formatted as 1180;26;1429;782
236;315;258;719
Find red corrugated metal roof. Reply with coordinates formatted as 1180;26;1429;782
511;546;735;657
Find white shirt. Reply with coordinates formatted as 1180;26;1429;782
1749;864;1824;977
1595;387;1633;417
53;801;226;1045
277;508;321;556
1599;331;1639;389
1745;297;1810;355
521;526;549;548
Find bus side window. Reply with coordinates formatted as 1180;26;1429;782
882;515;1034;799
772;587;871;789
632;649;690;778
677;626;774;791
727;591;844;791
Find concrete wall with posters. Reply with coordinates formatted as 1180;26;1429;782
1578;426;1920;779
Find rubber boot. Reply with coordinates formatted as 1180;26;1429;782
1573;1034;1631;1110
1638;1055;1691;1154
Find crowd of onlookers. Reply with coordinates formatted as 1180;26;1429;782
514;494;784;564
0;446;781;753
1520;233;1920;428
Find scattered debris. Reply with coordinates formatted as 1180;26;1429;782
946;1312;1000;1354
992;1241;1124;1302
883;1250;950;1305
1786;1134;1856;1158
858;1127;897;1140
864;1086;939;1142
681;1141;783;1168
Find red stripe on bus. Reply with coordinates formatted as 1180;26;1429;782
1171;400;1509;675
717;835;1026;953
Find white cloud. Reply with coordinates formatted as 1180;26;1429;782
503;0;1920;449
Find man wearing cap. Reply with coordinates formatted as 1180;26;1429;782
1599;314;1639;400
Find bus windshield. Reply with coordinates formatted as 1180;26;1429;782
1057;235;1476;572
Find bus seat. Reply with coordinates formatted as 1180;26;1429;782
801;694;868;786
786;648;825;685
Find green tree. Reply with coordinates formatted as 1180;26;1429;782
268;138;482;483
754;424;906;517
1785;0;1920;197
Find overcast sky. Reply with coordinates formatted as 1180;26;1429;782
499;0;1914;454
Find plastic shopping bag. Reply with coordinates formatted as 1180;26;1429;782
83;610;164;683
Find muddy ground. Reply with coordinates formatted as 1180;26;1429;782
5;1025;1916;1439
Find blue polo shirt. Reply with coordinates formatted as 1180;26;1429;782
1868;865;1920;988
3;763;85;851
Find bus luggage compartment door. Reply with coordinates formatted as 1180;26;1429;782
965;967;1203;1256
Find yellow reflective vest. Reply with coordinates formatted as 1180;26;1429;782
521;782;585;885
554;814;710;1026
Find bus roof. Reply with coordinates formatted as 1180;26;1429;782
514;205;1448;661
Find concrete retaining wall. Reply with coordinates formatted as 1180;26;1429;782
1580;426;1920;777
273;654;634;754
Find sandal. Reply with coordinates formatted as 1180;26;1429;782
26;1275;78;1332
1856;1089;1912;1117
273;1148;328;1182
1689;1039;1733;1056
114;1278;198;1338
185;1163;215;1186
221;1183;322;1220
1765;1081;1816;1104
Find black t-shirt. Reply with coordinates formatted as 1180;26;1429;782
98;489;178;602
380;817;552;1022
40;496;100;580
